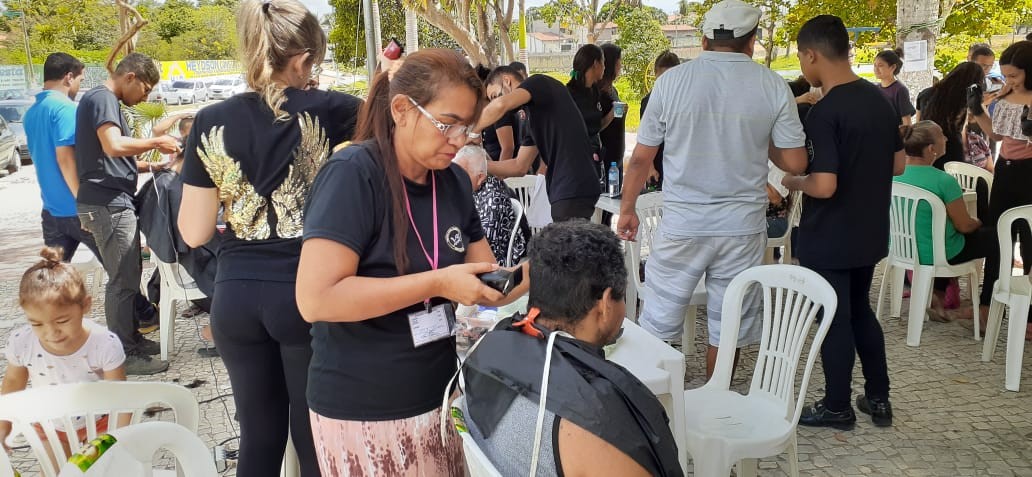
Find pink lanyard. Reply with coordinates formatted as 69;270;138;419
403;172;438;310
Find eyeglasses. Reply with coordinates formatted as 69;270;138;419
407;96;474;140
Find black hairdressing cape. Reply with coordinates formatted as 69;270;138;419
462;316;683;476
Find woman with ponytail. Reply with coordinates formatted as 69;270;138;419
567;44;611;162
296;49;528;475
177;0;362;475
874;48;915;125
893;121;992;321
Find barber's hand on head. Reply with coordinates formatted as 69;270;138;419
616;211;640;242
967;84;985;116
154;135;182;155
437;262;506;306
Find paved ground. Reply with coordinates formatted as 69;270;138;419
2;166;1032;476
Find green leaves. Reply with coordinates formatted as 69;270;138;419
615;8;670;98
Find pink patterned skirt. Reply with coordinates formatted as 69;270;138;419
309;407;464;476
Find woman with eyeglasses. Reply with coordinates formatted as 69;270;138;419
295;49;528;475
177;1;362;475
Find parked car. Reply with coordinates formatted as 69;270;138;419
0;98;34;164
0;114;21;175
148;82;189;106
207;78;247;100
171;81;208;104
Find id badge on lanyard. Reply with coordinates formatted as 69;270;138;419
402;171;456;347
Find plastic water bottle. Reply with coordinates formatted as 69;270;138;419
607;162;620;197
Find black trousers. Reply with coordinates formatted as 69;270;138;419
802;264;890;412
211;280;319;477
984;158;1032;321
551;196;598;222
933;227;995;300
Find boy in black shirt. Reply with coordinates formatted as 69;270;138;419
784;15;906;430
477;67;600;221
75;53;181;375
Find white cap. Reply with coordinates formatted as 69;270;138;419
701;0;761;40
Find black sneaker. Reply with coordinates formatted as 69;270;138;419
799;399;856;431
125;354;170;375
857;395;893;427
134;337;161;356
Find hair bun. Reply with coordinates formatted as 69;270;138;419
894;47;904;59
899;124;914;140
38;246;64;269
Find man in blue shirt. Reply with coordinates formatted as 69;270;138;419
24;53;88;261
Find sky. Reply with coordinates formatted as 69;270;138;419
300;0;687;18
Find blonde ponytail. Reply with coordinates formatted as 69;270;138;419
237;0;326;120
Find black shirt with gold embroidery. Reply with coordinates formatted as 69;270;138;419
181;88;362;283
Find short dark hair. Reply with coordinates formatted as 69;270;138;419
706;27;757;53
485;65;521;86
1000;41;1032;90
796;15;850;61
528;221;626;323
114;52;160;86
654;50;681;72
508;61;527;79
474;64;491;82
43;53;85;82
875;48;904;75
968;43;994;60
788;75;811;97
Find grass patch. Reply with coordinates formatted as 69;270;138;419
765;55;801;71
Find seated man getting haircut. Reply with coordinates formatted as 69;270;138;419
459;220;683;477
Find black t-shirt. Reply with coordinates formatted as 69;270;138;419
75;87;138;208
915;88;964;169
482;111;521;161
600;87;625;170
180;88;362;283
640;92;663;185
567;82;611;154
519;75;599;203
797;80;903;269
302;143;485;420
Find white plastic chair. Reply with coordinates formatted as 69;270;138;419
624;192;707;352
0;445;14;477
58;421;216;476
0;381;199;477
876;183;982;345
152;256;208;360
682;265;836;477
504;174;547;235
765;191;802;264
980;205;1032;391
945;162;993;195
506;198;524;267
451;396;504;477
69;246;105;298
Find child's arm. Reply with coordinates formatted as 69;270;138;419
102;366;133;428
1;365;29;450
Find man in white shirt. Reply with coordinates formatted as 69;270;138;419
617;0;808;379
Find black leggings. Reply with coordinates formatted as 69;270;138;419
933;227;995;299
983;158;1032;321
211;280;318;477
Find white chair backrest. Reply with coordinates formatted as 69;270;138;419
0;446;14;477
503;175;537;213
889;182;951;266
945;161;993;193
59;422;216;477
507;198;524;267
451;397;503;477
709;265;837;425
0;382;199;477
627;192;664;293
787;190;803;228
995;205;1032;296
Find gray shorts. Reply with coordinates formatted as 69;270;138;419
639;226;765;347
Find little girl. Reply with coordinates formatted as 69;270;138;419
874;48;916;126
1;247;126;456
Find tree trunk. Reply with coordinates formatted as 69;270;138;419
371;0;383;54
519;0;529;68
416;5;489;65
896;0;939;99
405;9;419;52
